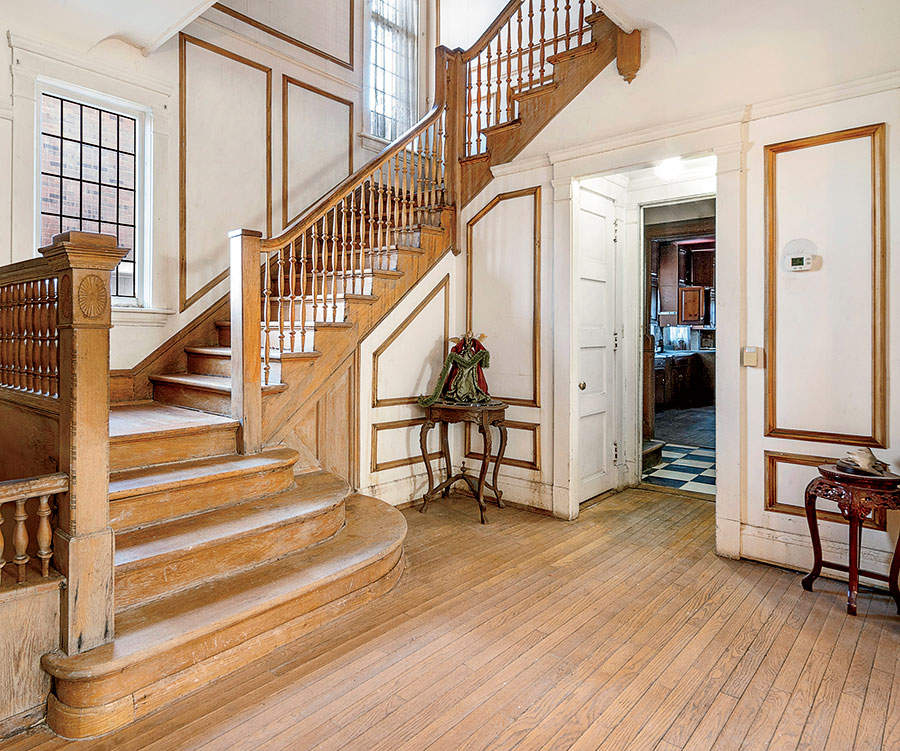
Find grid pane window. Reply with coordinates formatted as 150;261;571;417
40;94;138;298
369;0;418;141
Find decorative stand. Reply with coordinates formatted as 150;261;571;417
418;402;508;523
802;464;900;615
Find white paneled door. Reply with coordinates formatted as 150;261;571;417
575;186;618;503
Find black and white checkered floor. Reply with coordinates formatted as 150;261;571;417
642;444;716;495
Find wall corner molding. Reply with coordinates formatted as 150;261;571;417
7;31;174;97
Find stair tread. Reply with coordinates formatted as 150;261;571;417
109;447;299;501
184;345;285;360
44;494;406;680
149;373;288;393
110;402;239;440
115;471;348;568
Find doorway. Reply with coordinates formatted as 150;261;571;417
640;199;716;496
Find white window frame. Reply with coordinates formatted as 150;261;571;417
35;78;153;307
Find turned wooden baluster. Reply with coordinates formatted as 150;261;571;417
0;286;7;387
13;497;28;584
377;168;386;268
261;260;273;386
340;197;349;305
539;0;547;83
553;0;560;55
49;285;58;397
476;53;483;151
24;281;33;392
516;5;525;97
485;43;493;131
310;223;320;326
275;246;285;352
494;35;502;127
0;503;5;579
527;0;535;89
506;19;514;120
330;208;338;320
578;0;585;45
36;494;52;578
288;239;297;351
465;66;474;156
565;0;571;49
299;234;308;351
14;284;23;389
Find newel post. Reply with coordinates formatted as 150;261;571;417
40;231;127;654
229;229;263;455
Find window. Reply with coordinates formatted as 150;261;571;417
369;0;418;141
39;91;144;300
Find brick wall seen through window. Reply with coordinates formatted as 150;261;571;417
40;94;138;298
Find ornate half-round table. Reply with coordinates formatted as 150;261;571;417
801;464;900;616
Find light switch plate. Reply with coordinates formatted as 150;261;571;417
741;346;762;367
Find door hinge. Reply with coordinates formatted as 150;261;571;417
613;332;619;351
613;441;619;463
613;218;619;244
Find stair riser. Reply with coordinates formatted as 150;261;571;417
110;427;238;472
48;548;404;717
109;465;296;532
115;504;346;611
152;381;231;416
186;352;282;383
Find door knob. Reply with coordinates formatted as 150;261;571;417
578;382;586;391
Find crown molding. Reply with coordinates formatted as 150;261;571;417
7;31;174;97
748;68;900;121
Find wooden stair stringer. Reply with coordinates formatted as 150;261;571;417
259;209;455;452
461;15;620;205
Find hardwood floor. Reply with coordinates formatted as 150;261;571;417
4;488;900;750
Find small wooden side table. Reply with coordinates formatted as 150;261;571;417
802;464;900;615
418;401;508;523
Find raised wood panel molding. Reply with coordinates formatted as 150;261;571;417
466;186;541;408
764;123;887;447
212;1;355;70
371;418;441;473
464;419;541;471
763;450;887;530
282;75;354;228
179;33;273;312
372;274;450;408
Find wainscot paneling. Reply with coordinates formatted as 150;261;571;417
371;418;441;473
464;420;541;471
212;1;355;70
179;33;272;311
282;75;353;227
763;450;887;531
764;123;887;447
467;186;541;408
372;274;449;408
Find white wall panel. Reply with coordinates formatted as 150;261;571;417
470;193;536;404
284;80;351;226
773;137;874;436
183;38;269;305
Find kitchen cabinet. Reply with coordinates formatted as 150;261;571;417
678;286;707;325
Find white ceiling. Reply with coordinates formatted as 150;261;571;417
42;0;216;53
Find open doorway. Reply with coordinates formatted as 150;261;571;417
641;198;716;496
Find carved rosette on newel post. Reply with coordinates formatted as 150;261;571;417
40;232;127;655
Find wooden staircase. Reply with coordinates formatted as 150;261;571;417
43;402;405;738
31;0;640;740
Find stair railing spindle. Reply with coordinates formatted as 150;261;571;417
36;494;52;578
13;497;28;583
553;0;560;55
288;240;297;351
528;0;535;90
330;208;339;320
276;247;285;352
539;0;547;83
578;0;585;45
565;0;571;49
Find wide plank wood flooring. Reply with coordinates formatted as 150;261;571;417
5;488;900;750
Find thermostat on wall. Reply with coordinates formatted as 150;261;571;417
783;238;817;272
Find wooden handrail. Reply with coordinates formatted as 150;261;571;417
0;257;53;286
461;0;523;62
0;472;68;504
263;45;455;253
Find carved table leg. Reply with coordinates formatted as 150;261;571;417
889;524;900;615
440;422;452;497
846;509;863;616
491;421;508;508
801;482;823;592
476;418;492;524
419;418;436;513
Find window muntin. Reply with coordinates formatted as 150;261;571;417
369;0;418;141
39;93;138;299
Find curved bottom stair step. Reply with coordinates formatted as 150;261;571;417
114;471;350;611
43;494;406;740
